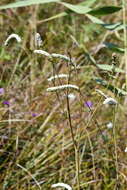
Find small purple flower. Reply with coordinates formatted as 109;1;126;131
32;113;38;117
3;101;10;106
0;88;4;95
84;101;93;108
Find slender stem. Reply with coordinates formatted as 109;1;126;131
112;105;119;187
66;91;80;190
122;0;127;90
17;164;41;190
66;55;80;190
29;5;38;98
66;95;77;148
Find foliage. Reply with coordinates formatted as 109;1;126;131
0;0;127;189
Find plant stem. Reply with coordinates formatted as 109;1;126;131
113;105;119;187
122;0;127;90
66;93;80;190
29;5;38;98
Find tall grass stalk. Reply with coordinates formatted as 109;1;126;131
29;5;38;98
17;164;41;190
66;92;80;190
122;0;127;90
112;105;119;187
65;57;80;190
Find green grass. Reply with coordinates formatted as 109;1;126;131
0;0;127;189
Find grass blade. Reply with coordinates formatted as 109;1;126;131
61;2;91;14
0;0;61;9
88;6;122;16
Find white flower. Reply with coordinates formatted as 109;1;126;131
4;33;21;46
34;51;74;62
103;97;117;105
48;74;68;82
68;93;76;100
125;147;127;152
51;53;70;61
34;50;51;57
35;33;43;47
107;122;113;129
51;183;72;190
47;84;79;92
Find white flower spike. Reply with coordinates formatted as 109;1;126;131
4;33;21;46
47;74;68;82
51;53;70;61
68;93;76;100
125;147;127;152
34;50;51;57
51;183;72;190
35;33;43;47
47;84;79;92
103;97;117;105
95;89;117;105
107;122;113;129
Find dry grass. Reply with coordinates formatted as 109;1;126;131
0;0;127;189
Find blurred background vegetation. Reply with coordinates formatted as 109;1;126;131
0;0;127;189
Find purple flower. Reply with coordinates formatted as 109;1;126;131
84;101;93;108
3;101;10;106
31;113;38;117
0;88;4;95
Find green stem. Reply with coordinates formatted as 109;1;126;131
112;105;119;187
66;93;80;190
122;0;127;90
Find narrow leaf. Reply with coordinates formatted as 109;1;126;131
88;6;122;16
0;0;61;9
38;12;67;23
61;2;91;14
102;22;122;30
97;64;124;73
94;77;127;96
104;42;124;53
86;14;104;24
102;23;127;31
79;0;96;7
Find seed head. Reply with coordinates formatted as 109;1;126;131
68;93;76;100
107;122;113;129
47;84;79;92
34;50;51;57
4;33;21;46
103;97;117;105
47;74;68;82
51;183;72;190
51;53;70;61
35;33;43;47
125;147;127;152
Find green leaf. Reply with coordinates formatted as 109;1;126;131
102;22;122;30
0;0;61;9
79;0;97;7
88;6;122;16
84;52;96;65
38;12;68;23
97;64;124;73
86;14;104;24
102;23;127;31
94;77;127;96
104;42;124;53
61;2;91;14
